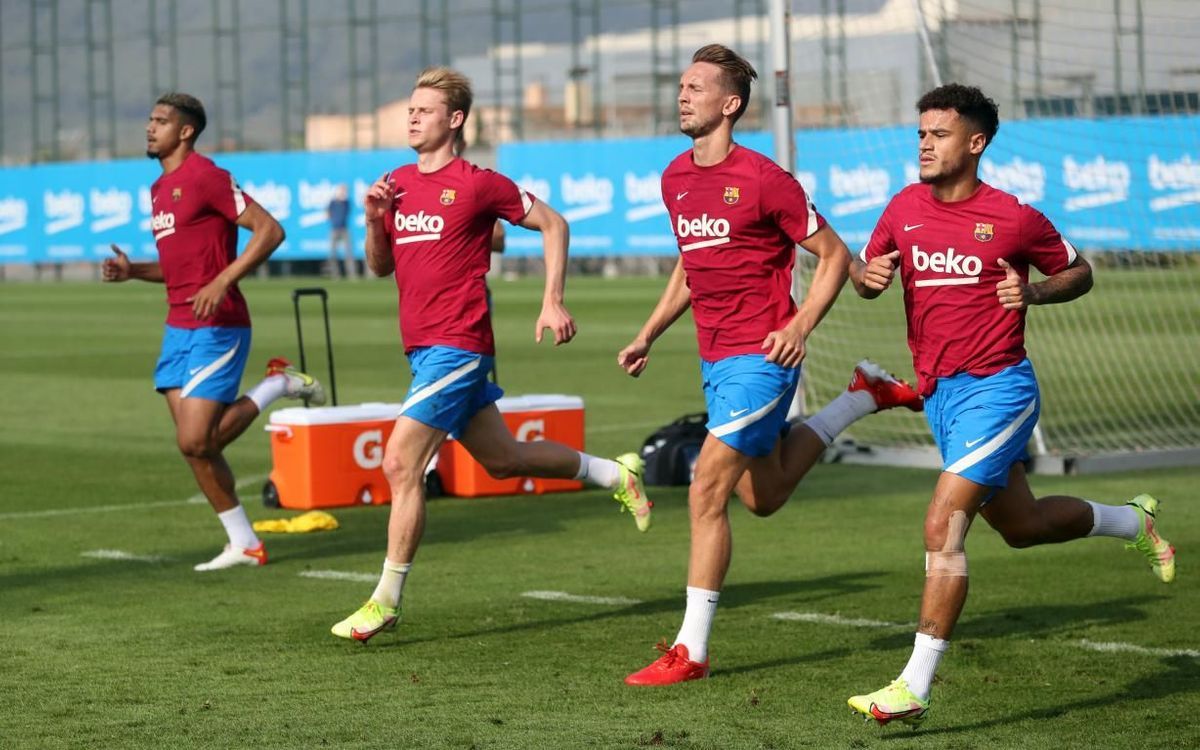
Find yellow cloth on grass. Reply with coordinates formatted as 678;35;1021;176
253;510;340;533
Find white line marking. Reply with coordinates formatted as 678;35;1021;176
771;611;913;629
772;613;1197;658
522;590;641;606
298;570;379;583
1;474;267;520
1076;639;1200;659
81;549;172;563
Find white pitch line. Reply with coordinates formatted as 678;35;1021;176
80;549;172;563
1076;639;1200;659
0;474;267;520
299;570;379;583
772;611;913;629
772;613;1197;658
522;590;642;606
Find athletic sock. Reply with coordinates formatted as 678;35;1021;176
1086;501;1141;540
246;374;288;412
573;452;620;489
217;505;260;550
673;586;720;663
801;389;877;445
370;559;411;609
899;632;948;701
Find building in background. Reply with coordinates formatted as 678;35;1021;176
0;0;1196;164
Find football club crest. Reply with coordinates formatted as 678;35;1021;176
722;186;740;205
440;189;456;205
974;222;994;242
172;188;183;202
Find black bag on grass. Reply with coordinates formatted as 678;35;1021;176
640;412;708;486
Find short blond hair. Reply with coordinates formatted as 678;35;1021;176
415;66;473;142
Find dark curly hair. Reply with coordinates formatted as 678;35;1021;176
917;83;999;149
155;92;207;142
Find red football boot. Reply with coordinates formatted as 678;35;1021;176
847;359;923;412
624;642;710;686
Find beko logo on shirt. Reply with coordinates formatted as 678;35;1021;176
676;213;731;252
151;211;176;240
393;210;444;244
910;244;982;287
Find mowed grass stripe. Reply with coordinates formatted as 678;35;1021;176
2;278;1197;749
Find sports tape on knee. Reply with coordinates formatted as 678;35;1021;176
925;510;969;578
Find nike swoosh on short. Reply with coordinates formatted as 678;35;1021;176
904;224;923;231
676;192;688;200
188;367;203;375
965;437;985;447
730;408;749;417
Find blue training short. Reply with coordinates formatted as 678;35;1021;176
701;354;799;458
399;345;503;439
925;359;1041;489
154;325;252;404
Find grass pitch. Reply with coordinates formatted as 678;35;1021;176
1;277;1197;749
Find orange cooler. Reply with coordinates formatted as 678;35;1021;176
436;394;585;497
265;402;402;509
265;395;585;508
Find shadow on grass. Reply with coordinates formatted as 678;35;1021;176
881;654;1200;740
865;595;1166;651
373;571;889;651
714;647;857;679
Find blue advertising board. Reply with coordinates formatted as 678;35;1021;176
498;115;1200;255
0;149;414;264
0;115;1196;264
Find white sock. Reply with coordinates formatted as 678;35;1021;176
673;586;720;663
802;390;877;445
899;633;949;701
246;374;288;412
217;505;260;550
370;559;411;609
572;452;620;489
1086;501;1140;540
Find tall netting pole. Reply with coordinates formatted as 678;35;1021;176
769;0;808;418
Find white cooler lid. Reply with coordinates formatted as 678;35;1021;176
268;395;583;426
268;402;403;426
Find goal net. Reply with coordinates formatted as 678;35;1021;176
789;0;1200;469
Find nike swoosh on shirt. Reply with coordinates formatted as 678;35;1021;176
730;408;749;417
188;367;203;376
676;192;688;200
903;223;923;231
965;437;986;448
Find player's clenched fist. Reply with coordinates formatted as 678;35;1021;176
617;339;651;378
102;244;131;282
862;250;901;291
